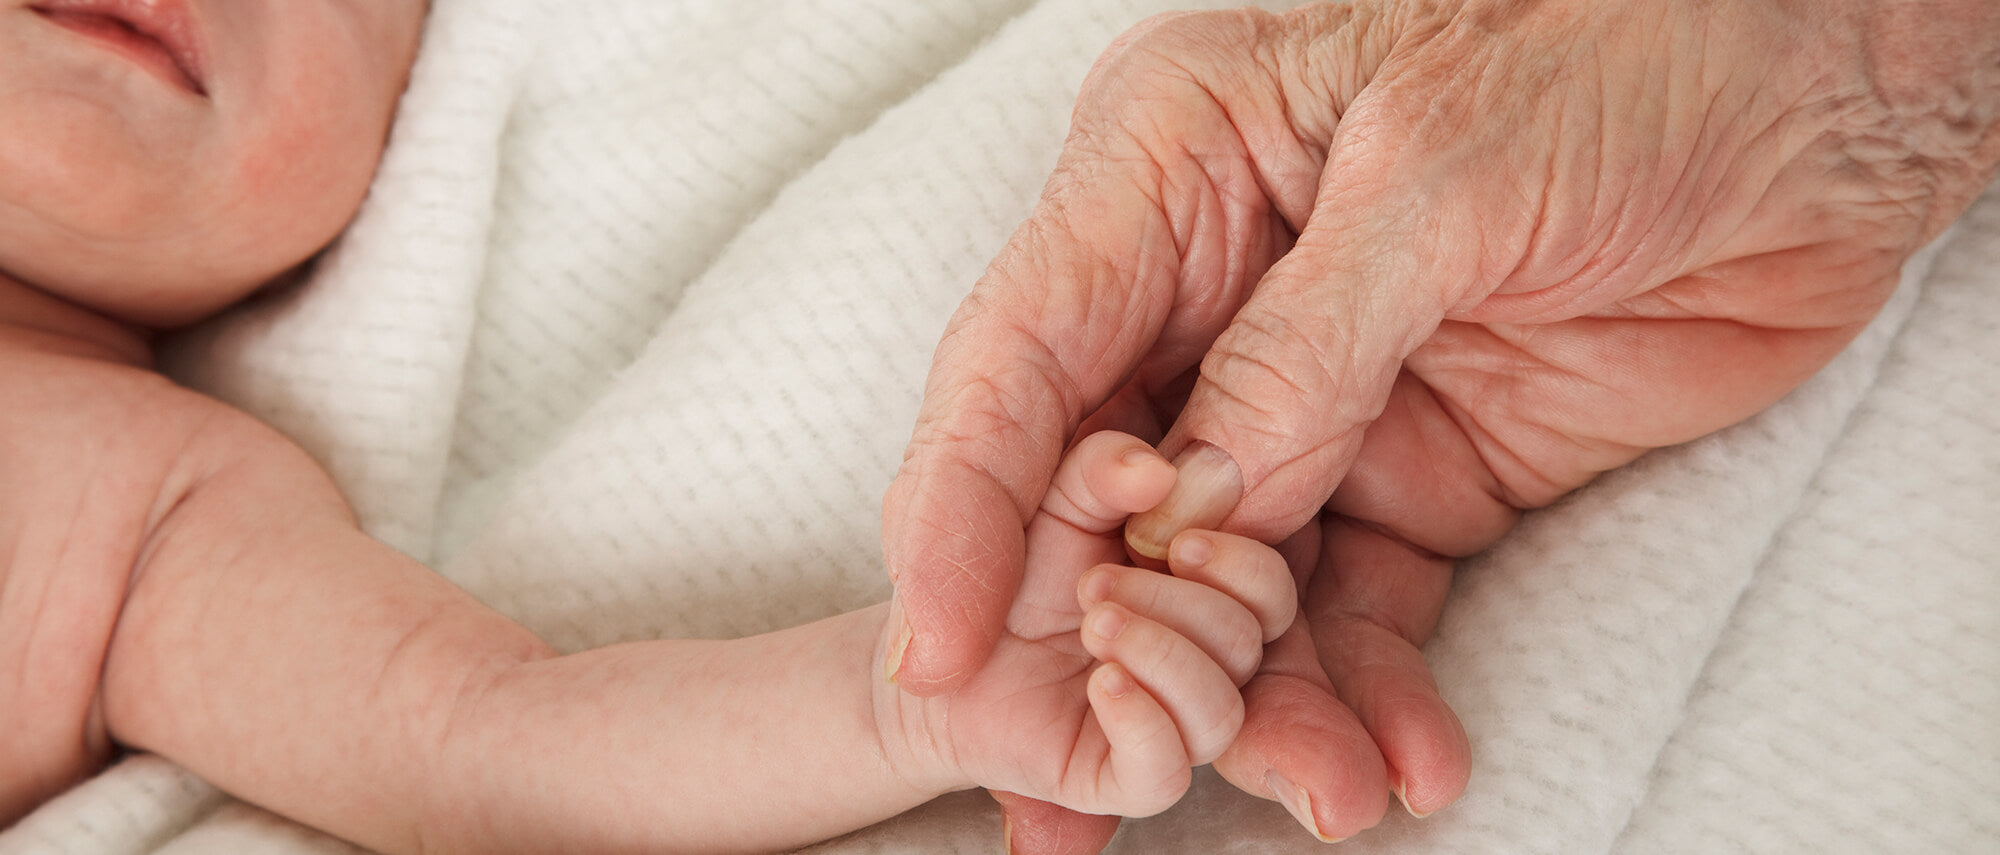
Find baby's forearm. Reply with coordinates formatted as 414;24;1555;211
435;604;951;854
95;410;953;853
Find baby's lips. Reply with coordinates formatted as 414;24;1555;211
1124;442;1243;560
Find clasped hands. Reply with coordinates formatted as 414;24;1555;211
879;0;1998;850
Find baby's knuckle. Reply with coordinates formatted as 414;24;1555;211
1222;621;1266;685
1254;596;1299;644
1187;699;1248;766
1128;768;1193;818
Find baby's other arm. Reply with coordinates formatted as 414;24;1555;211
0;311;989;853
0;319;173;822
0;323;941;852
0;315;553;843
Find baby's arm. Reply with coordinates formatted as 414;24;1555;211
0;341;558;848
0;336;935;851
108;421;1283;851
429;431;1297;849
58;390;944;851
3;318;1285;853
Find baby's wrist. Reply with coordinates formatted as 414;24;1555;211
865;610;975;800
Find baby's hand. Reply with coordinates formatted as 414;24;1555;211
877;431;1296;817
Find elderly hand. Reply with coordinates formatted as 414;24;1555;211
883;0;2000;848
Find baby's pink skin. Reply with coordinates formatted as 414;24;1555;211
0;0;428;326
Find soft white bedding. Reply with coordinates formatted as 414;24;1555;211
4;0;1994;852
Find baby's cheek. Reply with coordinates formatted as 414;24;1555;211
220;110;380;276
212;19;405;296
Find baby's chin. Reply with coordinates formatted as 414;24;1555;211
67;272;277;330
0;163;246;328
0;239;288;330
0;174;340;329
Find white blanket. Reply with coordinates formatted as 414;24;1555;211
5;0;1995;852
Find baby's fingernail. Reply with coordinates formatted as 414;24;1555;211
884;620;913;684
1169;532;1214;570
1089;604;1129;641
1001;813;1015;855
1267;772;1342;844
1120;445;1161;468
1395;778;1432;819
1125;442;1243;560
1078;566;1116;605
1095;663;1134;699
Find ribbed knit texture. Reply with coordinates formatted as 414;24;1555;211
4;1;1993;852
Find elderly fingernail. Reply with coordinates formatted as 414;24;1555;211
1268;772;1342;844
1125;442;1243;560
1395;779;1432;819
884;619;913;684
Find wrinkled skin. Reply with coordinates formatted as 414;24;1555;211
882;0;2000;847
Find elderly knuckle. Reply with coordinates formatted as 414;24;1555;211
1083;9;1268;114
1203;314;1328;416
1107;10;1238;66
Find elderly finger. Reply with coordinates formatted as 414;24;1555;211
1211;622;1391;842
988;791;1121;855
884;6;1346;694
1308;516;1470;818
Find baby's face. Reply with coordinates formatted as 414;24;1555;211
0;0;426;326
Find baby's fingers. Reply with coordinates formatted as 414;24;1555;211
1083;603;1245;765
1040;431;1177;535
1078;564;1264;685
1168;530;1296;642
1086;663;1192;818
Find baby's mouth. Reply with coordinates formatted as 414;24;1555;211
30;0;208;97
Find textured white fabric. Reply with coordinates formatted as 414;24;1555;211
1611;194;2000;855
4;0;1995;852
